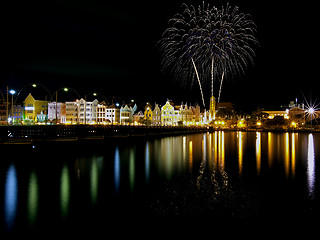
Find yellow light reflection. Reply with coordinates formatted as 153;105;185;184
285;132;290;178
268;132;273;168
256;132;261;175
189;140;193;171
219;131;225;171
291;133;296;177
91;158;98;205
238;131;243;176
214;131;218;170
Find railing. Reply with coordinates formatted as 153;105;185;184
1;125;208;141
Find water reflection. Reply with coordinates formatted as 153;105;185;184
60;164;70;219
307;133;315;197
129;148;135;192
4;164;18;231
114;147;120;194
238;131;243;176
28;171;38;226
91;157;98;205
1;131;319;231
291;133;296;177
256;132;261;175
145;142;150;183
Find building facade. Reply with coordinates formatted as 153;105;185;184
152;104;161;126
48;102;66;123
161;100;174;126
23;93;50;123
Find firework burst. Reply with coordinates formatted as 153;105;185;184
158;2;258;106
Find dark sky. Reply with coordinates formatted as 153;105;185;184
0;0;318;111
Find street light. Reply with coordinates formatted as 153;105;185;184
51;87;80;124
9;90;15;124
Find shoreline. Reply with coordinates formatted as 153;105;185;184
0;125;318;145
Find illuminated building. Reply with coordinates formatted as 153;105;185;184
65;101;79;124
179;103;193;125
161;100;174;126
144;103;153;125
133;111;144;124
209;96;216;122
48;102;66;123
120;103;137;124
152;104;161;126
65;98;98;124
23;93;50;123
97;103;120;124
106;104;120;124
10;105;24;124
78;98;98;124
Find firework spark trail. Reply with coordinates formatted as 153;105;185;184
158;2;258;107
218;71;225;103
191;58;205;107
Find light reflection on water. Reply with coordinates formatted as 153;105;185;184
1;131;319;233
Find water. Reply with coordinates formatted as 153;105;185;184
1;132;320;235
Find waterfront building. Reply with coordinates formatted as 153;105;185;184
161;100;174;126
180;103;193;125
192;105;201;124
78;98;98;124
65;101;79;124
48;102;66;124
120;103;137;124
97;102;106;124
23;93;50;124
0;101;8;125
106;104;120;124
10;105;24;124
96;103;120;124
133;111;144;124
144;103;153;125
152;103;161;126
37;111;47;123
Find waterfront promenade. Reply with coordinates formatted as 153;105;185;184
0;125;208;144
1;124;318;144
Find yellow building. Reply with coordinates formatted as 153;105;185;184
144;103;153;125
161;100;174;126
24;93;50;123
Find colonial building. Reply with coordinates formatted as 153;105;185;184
133;111;144;124
48;102;66;123
152;103;161;126
96;103;120;124
161;100;174;126
144;103;153;125
180;103;194;125
23;93;50;123
65;101;79;124
120;103;137;124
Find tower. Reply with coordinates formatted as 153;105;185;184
209;96;215;122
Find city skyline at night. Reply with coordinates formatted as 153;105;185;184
1;0;318;111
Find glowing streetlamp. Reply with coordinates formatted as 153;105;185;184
9;90;16;124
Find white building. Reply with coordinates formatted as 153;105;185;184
96;103;120;124
65;98;98;124
78;98;98;124
48;102;66;123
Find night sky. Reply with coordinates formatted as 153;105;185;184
1;0;318;111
